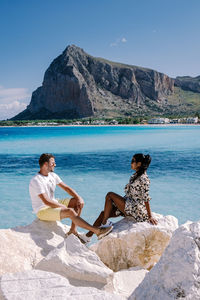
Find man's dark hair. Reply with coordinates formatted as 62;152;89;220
39;153;55;167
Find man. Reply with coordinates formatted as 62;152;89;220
29;153;112;242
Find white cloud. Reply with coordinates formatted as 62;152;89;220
121;37;127;43
110;41;118;47
110;37;127;47
0;86;30;120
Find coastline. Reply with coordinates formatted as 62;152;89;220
0;123;199;128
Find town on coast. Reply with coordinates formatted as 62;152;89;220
0;116;199;127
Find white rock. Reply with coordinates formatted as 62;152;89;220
90;214;178;271
130;221;200;300
0;219;70;275
105;267;148;298
36;234;113;287
0;270;125;300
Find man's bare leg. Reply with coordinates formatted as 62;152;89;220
60;207;100;234
67;198;82;234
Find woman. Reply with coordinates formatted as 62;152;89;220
83;153;157;243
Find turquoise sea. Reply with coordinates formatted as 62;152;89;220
0;125;199;229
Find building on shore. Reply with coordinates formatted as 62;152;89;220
148;118;170;124
108;119;118;125
170;119;181;124
186;117;198;124
91;120;106;125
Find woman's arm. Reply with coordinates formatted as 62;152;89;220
145;201;158;225
140;176;158;225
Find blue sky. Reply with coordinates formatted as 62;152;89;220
0;0;200;120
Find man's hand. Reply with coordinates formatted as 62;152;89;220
39;193;66;209
58;182;85;209
76;197;84;209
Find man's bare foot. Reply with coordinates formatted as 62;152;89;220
65;230;87;244
65;229;77;236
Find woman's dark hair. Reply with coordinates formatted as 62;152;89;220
132;153;151;181
39;153;55;167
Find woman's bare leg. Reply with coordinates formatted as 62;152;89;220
86;209;119;238
86;192;125;237
102;192;125;225
86;211;104;237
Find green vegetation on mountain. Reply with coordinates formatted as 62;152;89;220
166;87;200;116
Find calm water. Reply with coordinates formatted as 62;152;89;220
0;125;199;229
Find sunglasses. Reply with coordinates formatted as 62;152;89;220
131;158;136;163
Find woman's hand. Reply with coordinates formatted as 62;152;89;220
148;217;158;225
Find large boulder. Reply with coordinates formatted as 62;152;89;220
129;221;200;300
90;214;178;271
0;219;70;275
105;267;148;298
36;234;113;288
0;219;114;291
0;270;125;300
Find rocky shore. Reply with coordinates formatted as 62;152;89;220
0;214;199;299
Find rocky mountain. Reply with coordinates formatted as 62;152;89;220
12;45;200;120
175;75;200;93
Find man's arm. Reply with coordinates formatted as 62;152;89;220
39;193;66;209
58;182;84;208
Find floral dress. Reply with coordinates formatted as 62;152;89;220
123;172;151;222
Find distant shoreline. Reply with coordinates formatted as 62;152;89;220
0;123;199;128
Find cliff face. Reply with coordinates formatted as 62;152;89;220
175;75;200;93
13;45;175;120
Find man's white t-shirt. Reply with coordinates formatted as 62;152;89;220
29;172;62;213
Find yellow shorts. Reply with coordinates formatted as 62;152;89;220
36;198;71;221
